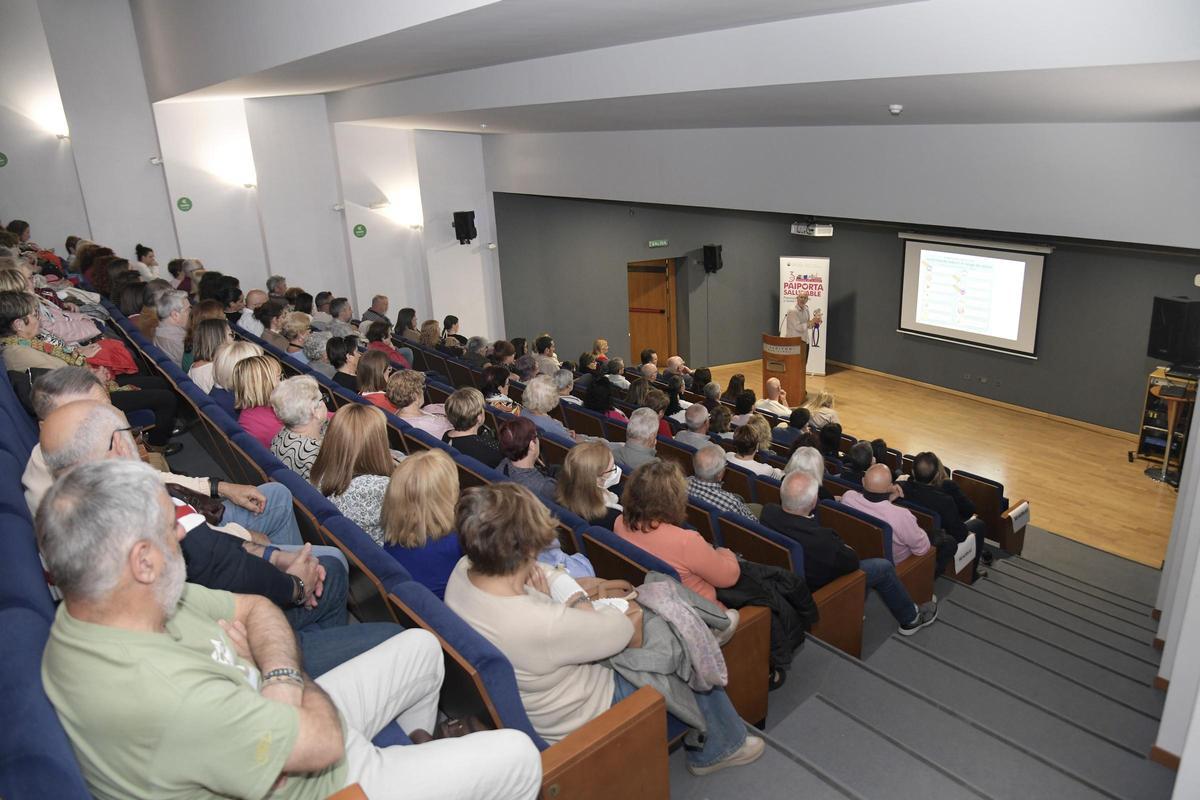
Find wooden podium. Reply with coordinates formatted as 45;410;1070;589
761;334;807;404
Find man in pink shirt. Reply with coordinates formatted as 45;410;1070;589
839;464;931;564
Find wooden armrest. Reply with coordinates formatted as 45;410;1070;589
811;569;866;658
720;605;771;726
996;498;1030;556
896;549;936;605
1001;499;1030;522
327;785;368;800
541;686;668;800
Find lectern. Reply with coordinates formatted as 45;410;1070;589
761;334;806;404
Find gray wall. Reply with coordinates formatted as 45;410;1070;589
493;192;1200;432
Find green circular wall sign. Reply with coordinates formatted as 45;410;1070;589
176;196;193;212
353;224;367;239
0;152;8;168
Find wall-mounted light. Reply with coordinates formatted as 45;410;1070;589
487;242;497;250
332;203;345;212
55;133;69;141
149;156;163;166
369;200;391;210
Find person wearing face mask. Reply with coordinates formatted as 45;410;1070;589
686;444;761;520
556;440;625;530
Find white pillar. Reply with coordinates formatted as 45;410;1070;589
1157;405;1200;677
37;0;177;258
1172;680;1200;797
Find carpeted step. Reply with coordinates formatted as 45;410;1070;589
984;568;1158;636
997;557;1156;616
1014;527;1162;604
937;602;1164;718
668;735;855;799
816;651;1114;799
770;694;984;800
892;622;1160;755
965;581;1161;660
945;589;1159;682
868;639;1175;800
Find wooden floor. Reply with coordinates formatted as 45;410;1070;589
710;360;1175;568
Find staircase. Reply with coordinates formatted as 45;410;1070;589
668;529;1175;799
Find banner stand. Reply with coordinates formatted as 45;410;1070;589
779;257;830;377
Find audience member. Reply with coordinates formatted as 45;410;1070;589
304;330;336;378
871;438;898;478
701;380;722;411
311;403;397;544
731;390;757;427
840;464;931;565
521;375;575;440
605;357;630;389
675;403;712;449
727;425;784;480
310;290;334;330
554;368;581;405
380;449;464;599
804;390;839;429
639;348;657;367
187;318;232;392
329;297;357;339
609;407;660;471
839;441;874;485
709;404;734;439
418;319;441;349
510;336;527;358
464;335;490;369
761;472;938;635
266;273;288;302
396;306;420;342
446;482;761;776
292;291;314;315
152;289;190;366
640;362;658;382
534;354;558;377
534;334;559;366
496;416;557;505
643;388;672;438
136;279;171;339
255;300;289;350
328;335;361;392
442;315;468;348
388;369;453;439
236;288;267;334
270;375;328;480
817;422;844;460
233;354;285;448
583;375;626;422
489;338;516;367
357;349;398;412
513;353;538;382
481;363;517;409
443;387;503;468
361;293;391;325
591;338;609;362
281;311;312;363
687;444;757;520
744;415;775;454
721;373;745;404
209;340;262;416
756;377;792;416
902;451;988;579
365;321;411;368
664;374;690;420
219;284;245;323
556;440;623;529
691;367;712;391
772;407;812;450
784;446;835;502
663;355;693;389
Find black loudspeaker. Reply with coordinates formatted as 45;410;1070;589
703;244;723;273
452;211;477;245
1148;296;1200;365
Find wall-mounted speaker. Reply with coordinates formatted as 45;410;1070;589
453;211;477;244
703;244;723;273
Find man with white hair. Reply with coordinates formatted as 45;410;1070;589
761;471;937;635
361;293;391;326
607;407;660;471
755;377;793;416
238;288;268;335
152;289;190;365
686;444;757;520
329;297;357;338
640;362;659;382
554;368;582;405
266;273;289;302
663;355;694;389
39;460;541;800
605;358;630;390
674;403;712;449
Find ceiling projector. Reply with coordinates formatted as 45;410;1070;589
791;222;833;237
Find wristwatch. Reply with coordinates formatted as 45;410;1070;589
209;477;221;499
291;575;306;606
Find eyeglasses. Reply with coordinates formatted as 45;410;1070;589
600;465;618;477
108;426;133;451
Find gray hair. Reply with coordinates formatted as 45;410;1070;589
607;357;625;374
535;355;558;377
785;446;825;485
155;289;189;320
37;460;174;602
266;275;287;293
781;470;820;515
703;381;721;401
522;375;560;414
270;375;324;428
329;297;350;319
684;403;710;431
640;363;658;380
626;407;659;445
303;330;332;362
43;403;134;477
181;259;203;276
143;278;172;309
553;368;574;393
31;366;104;420
466;336;489;357
693;444;726;482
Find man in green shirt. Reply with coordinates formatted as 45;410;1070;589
39;460;541;799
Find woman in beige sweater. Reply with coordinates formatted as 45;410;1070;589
444;482;763;777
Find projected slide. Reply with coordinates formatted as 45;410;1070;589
914;249;1026;341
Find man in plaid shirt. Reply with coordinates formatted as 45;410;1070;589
686;444;759;520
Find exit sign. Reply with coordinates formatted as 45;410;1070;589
648;239;669;248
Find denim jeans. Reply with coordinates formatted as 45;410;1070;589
285;554;349;632
277;543;348;573
612;672;746;767
964;517;988;574
299;622;407;677
860;557;918;625
221;482;303;545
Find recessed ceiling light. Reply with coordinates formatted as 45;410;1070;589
479;123;488;129
889;104;903;116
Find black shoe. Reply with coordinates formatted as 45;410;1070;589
981;550;994;566
973;567;989;582
147;441;183;457
768;669;787;691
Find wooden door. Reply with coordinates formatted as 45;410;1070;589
627;259;676;362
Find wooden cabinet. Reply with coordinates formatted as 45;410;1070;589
1136;368;1197;476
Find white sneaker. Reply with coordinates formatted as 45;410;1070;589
687;735;765;776
715;609;740;646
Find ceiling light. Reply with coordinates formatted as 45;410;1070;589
369;200;391;210
56;133;69;140
479;123;488;129
243;183;256;189
889;104;903;116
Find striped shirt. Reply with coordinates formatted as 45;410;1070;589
686;476;755;520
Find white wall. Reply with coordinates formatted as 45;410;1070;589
332;124;431;319
153;99;269;285
37;0;177;260
0;0;88;251
483;123;1200;249
414;131;504;341
244;95;352;300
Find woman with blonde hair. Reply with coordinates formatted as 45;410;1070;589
442;387;502;468
386;369;452;438
209;339;263;416
357;349;397;412
0;265;100;344
310;403;396;544
803;390;840;429
381;449;463;599
187;318;232;393
280;311;312;364
233;354;285;447
745;414;775;454
555;439;622;529
591;338;609;362
418;319;441;349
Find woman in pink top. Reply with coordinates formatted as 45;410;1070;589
232;354;286;447
386;368;452;439
613;461;740;608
